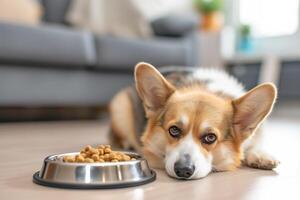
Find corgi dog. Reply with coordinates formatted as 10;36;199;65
109;62;279;179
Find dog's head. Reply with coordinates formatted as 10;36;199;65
135;62;276;179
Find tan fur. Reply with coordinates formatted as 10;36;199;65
110;62;278;178
109;88;141;151
211;141;241;171
140;118;167;169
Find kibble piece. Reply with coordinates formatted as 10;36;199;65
111;159;118;162
63;156;69;162
92;154;100;161
105;144;111;148
123;155;131;161
80;150;86;154
76;155;85;162
104;154;110;161
80;153;87;158
98;149;104;155
115;155;121;161
99;155;105;160
90;148;99;154
97;145;105;149
63;156;75;162
109;153;117;160
85;150;93;156
85;158;94;163
67;158;75;162
131;158;136;161
99;159;105;162
85;145;92;152
104;148;112;154
116;152;123;156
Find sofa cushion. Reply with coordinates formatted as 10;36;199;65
0;22;97;67
151;14;199;37
40;0;71;25
95;35;190;70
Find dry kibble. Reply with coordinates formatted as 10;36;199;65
63;156;74;162
123;155;131;161
116;155;122;161
80;150;86;154
99;155;105;160
63;156;69;162
104;148;112;154
85;158;94;163
66;158;75;162
109;153;116;160
98;149;104;155
85;145;92;152
92;154;100;161
104;154;110;161
97;145;105;149
119;156;125;161
90;148;99;154
76;155;85;162
116;152;123;156
80;153;87;158
63;144;134;163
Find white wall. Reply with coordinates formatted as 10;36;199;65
228;0;300;58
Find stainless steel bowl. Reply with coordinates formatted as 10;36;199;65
33;152;156;189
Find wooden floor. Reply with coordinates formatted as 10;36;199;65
0;103;300;200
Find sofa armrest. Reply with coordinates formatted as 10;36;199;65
151;13;199;37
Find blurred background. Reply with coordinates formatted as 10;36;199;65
0;0;299;122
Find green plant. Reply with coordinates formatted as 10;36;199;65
240;24;251;37
194;0;223;14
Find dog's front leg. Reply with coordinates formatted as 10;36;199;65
243;127;280;170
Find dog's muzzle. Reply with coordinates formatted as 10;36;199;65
174;154;195;179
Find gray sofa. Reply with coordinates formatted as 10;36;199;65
0;0;199;106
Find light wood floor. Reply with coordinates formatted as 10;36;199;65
0;104;300;200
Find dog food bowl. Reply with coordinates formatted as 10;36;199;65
33;152;156;189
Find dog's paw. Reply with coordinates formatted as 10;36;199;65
244;150;280;170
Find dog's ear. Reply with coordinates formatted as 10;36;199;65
135;62;175;113
232;83;277;141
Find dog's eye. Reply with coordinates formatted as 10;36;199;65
169;126;181;138
201;133;217;144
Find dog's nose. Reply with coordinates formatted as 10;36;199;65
174;155;195;178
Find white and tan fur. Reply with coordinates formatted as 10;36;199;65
110;62;279;179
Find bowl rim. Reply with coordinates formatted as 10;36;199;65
33;170;156;189
33;151;156;189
